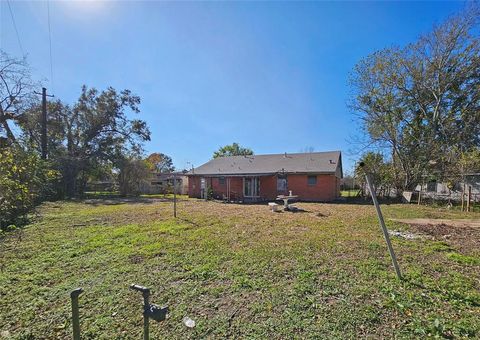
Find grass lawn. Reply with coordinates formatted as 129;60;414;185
1;199;479;339
340;189;360;197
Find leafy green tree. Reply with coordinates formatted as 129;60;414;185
355;152;395;197
350;5;480;190
459;148;480;174
19;86;151;196
213;142;253;158
19;100;69;157
145;152;174;173
0;145;59;230
117;156;150;196
65;86;150;196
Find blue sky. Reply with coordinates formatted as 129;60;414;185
1;1;464;172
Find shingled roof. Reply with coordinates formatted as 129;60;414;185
191;151;342;177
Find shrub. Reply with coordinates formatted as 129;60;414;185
207;186;214;200
0;146;60;230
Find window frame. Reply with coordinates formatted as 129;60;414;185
307;175;317;186
243;177;260;197
277;175;287;192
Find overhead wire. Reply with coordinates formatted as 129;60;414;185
6;0;25;56
47;0;54;92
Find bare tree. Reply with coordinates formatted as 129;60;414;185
0;51;35;143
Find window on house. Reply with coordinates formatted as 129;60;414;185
219;177;225;185
277;175;287;191
244;177;260;197
427;181;437;192
307;175;317;186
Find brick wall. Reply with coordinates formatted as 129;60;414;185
260;175;277;200
188;176;201;197
188;173;340;201
287;174;338;201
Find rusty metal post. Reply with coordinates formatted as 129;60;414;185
361;163;402;280
70;288;83;340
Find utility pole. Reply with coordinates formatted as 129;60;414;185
41;87;47;159
35;87;54;159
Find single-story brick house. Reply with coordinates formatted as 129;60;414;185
188;151;343;202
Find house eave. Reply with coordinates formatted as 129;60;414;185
188;171;338;177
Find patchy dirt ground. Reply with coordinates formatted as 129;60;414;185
391;218;480;228
391;218;480;255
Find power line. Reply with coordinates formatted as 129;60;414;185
47;0;54;92
6;0;25;56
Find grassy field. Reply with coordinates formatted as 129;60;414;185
340;189;360;197
1;198;479;339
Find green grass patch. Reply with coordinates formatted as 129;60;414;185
0;200;479;338
340;189;360;197
446;252;480;265
426;241;455;253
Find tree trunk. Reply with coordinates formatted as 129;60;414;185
1;121;16;143
64;164;77;198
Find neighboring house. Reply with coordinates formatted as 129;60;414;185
145;172;189;195
188;151;343;202
413;173;480;202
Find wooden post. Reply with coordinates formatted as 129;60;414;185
41;87;48;159
417;183;422;205
467;185;472;212
461;183;465;212
34;88;54;159
173;173;177;218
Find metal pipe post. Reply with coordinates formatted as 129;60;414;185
70;288;84;340
362;166;402;280
143;291;150;340
130;284;151;340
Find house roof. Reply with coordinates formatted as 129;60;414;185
191;151;342;177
